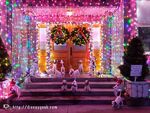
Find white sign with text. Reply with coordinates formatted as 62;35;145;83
130;65;143;77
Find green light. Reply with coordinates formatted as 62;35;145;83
6;0;9;5
108;16;113;28
108;24;113;28
106;45;110;50
13;3;17;7
13;64;20;69
12;13;15;18
123;43;128;47
127;19;132;24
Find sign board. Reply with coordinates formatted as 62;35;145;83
130;65;143;77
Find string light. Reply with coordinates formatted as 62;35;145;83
111;4;124;76
124;0;138;44
0;0;137;77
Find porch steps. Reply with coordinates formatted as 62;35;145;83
25;82;115;89
10;77;116;106
30;77;114;82
20;89;114;96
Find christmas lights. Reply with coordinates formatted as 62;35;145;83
124;0;138;43
0;0;137;79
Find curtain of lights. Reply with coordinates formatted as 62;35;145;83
0;0;12;56
101;15;112;74
12;8;37;76
11;7;124;76
111;4;124;76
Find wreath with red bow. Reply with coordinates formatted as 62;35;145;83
71;26;90;46
51;25;70;45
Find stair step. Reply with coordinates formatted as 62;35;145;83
25;82;115;89
20;89;114;96
30;77;114;83
14;96;114;101
9;77;116;106
11;96;114;105
21;88;114;92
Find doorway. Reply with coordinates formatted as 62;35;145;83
50;24;90;76
51;40;89;74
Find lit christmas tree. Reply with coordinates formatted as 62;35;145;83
119;37;149;81
0;37;11;80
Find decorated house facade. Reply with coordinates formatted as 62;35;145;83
0;0;138;78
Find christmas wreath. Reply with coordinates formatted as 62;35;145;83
71;26;90;46
51;25;70;45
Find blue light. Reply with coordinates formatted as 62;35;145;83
7;38;11;44
24;15;31;24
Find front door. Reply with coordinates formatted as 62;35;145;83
50;24;90;77
51;41;89;76
70;44;89;73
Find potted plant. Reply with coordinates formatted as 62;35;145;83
118;37;149;106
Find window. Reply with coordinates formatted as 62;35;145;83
138;27;150;52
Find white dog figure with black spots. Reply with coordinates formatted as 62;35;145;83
112;91;124;109
71;79;78;92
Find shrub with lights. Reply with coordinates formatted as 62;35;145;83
0;37;11;81
51;25;70;45
71;26;90;46
118;37;149;81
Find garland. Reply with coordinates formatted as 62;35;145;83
71;26;90;46
51;25;70;45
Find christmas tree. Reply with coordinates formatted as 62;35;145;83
118;37;149;81
0;37;11;80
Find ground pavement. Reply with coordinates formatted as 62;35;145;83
0;105;150;113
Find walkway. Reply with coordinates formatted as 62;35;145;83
1;105;150;113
